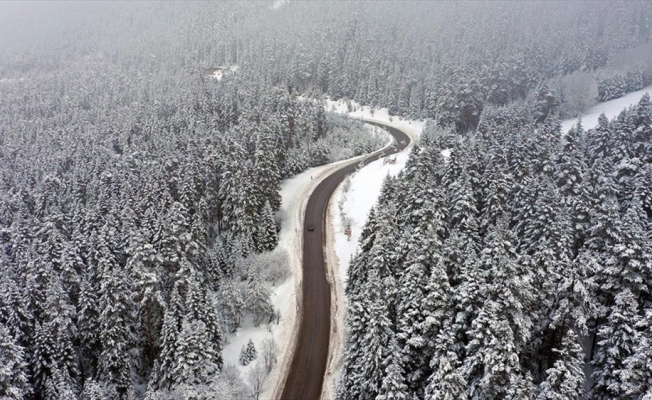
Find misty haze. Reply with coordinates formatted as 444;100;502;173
1;2;651;400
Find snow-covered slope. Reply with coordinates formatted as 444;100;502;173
561;84;652;133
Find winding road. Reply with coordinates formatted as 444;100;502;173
279;121;412;400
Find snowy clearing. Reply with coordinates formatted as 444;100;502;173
561;83;652;133
324;97;426;139
207;65;239;81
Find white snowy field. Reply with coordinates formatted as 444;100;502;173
221;126;392;399
561;84;652;133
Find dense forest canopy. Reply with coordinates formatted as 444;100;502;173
339;95;652;399
0;1;651;399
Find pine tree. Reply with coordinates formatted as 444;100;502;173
255;200;278;252
465;309;522;399
32;276;79;396
339;270;393;400
77;273;101;380
425;333;467;400
537;330;585;400
420;256;452;358
591;289;641;399
254;131;282;212
185;271;224;369
586;113;612;165
97;267;132;393
0;323;32;399
149;283;184;390
377;338;408;400
620;308;652;397
246;339;257;362
239;344;251;366
43;366;78;400
396;262;428;389
172;318;219;387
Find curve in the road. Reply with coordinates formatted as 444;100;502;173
280;121;411;400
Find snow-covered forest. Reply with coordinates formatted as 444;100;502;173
339;93;652;399
1;1;652;399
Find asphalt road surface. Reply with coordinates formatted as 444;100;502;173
280;121;411;400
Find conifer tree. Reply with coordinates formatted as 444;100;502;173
246;339;257;362
255;200;278;252
425;333;467;400
172;318;219;387
377;338;409;400
537;330;585;400
254;131;282;213
0;323;32;400
591;289;641;399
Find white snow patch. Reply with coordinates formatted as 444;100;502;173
324;97;425;138
561;84;652;133
322;120;418;399
271;0;289;10
208;65;239;81
222;135;395;399
441;148;452;158
0;77;25;84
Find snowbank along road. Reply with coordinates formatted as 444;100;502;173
280;121;412;400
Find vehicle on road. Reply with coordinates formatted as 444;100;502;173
307;223;315;231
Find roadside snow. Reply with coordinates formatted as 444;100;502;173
221;129;394;399
561;84;652;133
322;118;421;399
325;98;426;139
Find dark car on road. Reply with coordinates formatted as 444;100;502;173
307;223;315;231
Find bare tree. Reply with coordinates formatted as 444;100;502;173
247;362;268;400
559;71;598;118
262;337;278;374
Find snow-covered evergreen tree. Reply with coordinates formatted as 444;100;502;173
537;330;585;400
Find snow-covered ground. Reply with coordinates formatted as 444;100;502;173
561;84;652;133
208;65;239;81
221;129;394;399
271;0;289;10
325;97;426;139
321;105;423;398
0;77;25;84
